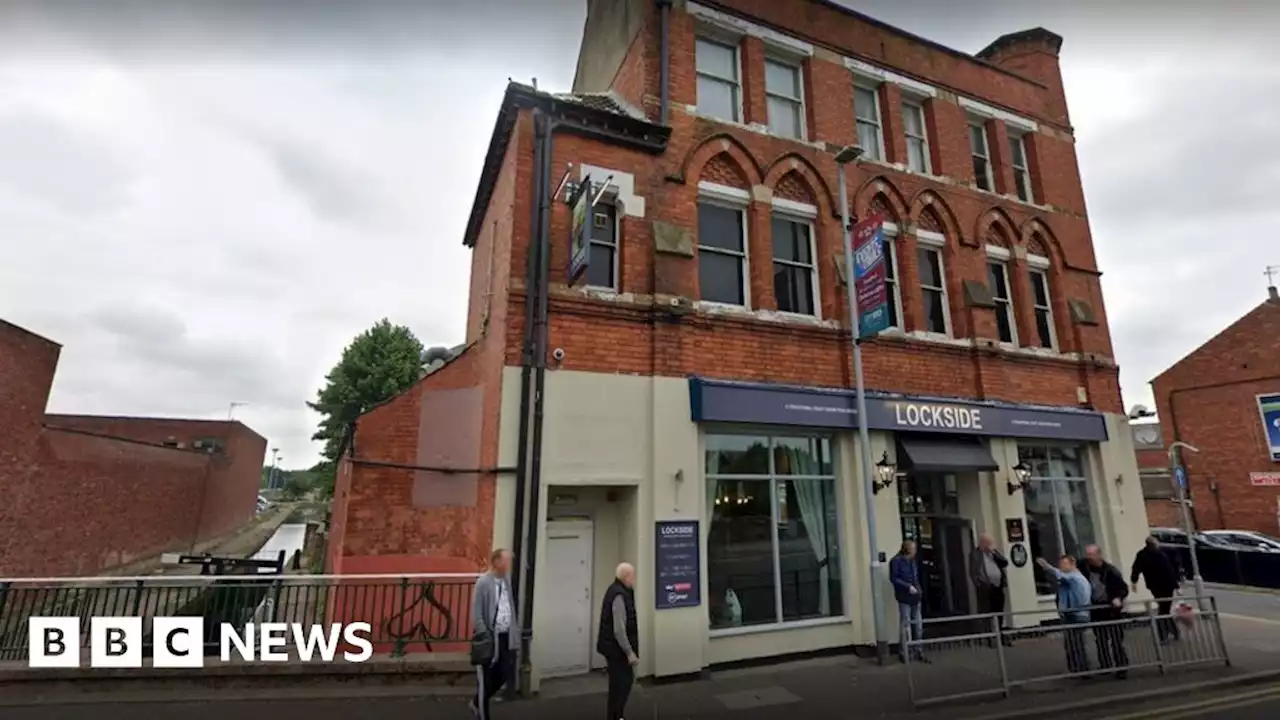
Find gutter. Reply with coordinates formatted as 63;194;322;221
658;0;672;125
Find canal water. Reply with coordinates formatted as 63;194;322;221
252;523;306;573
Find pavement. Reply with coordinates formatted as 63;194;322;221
3;587;1279;719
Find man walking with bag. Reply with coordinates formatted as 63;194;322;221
471;549;520;719
597;562;639;720
1130;535;1181;642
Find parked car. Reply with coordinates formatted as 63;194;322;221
1202;530;1280;553
1149;527;1236;549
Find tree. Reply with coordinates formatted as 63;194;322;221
281;474;310;501
308;319;426;466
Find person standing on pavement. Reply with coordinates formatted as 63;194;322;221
890;541;927;663
1036;555;1092;676
1080;544;1130;679
969;533;1011;645
597;562;639;720
471;549;520;719
1130;536;1181;642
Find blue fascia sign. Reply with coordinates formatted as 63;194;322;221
688;377;1110;442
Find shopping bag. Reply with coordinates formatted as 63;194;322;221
1173;600;1196;628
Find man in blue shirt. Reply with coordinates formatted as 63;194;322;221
1037;554;1092;675
890;540;928;663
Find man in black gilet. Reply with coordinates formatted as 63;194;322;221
597;562;639;720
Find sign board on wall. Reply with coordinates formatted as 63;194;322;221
1258;394;1280;462
688;378;1110;442
1005;518;1026;543
852;213;890;338
655;520;700;610
1251;472;1280;487
566;175;593;286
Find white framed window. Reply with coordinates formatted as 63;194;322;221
901;101;930;174
916;230;950;335
584;202;619;290
986;260;1016;345
770;211;817;316
969;119;993;191
1020;443;1094;596
881;222;904;329
853;84;884;161
697;187;749;306
1029;261;1056;349
696;36;742;123
706;434;844;631
1009;133;1033;203
765;56;805;140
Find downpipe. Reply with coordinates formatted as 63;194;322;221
657;0;671;125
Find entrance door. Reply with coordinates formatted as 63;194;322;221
540;520;594;678
899;472;976;627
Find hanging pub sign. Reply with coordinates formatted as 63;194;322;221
566;174;594;286
852;213;890;338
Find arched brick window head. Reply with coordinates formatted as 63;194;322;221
703;153;749;188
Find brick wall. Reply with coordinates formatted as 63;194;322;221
503;1;1119;414
0;321;268;577
333;111;522;574
1153;299;1280;535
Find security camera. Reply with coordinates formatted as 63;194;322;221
551;347;565;362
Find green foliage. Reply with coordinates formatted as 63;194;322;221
307;319;426;463
281;474;310;500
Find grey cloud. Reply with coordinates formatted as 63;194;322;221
262;133;380;225
0;112;132;215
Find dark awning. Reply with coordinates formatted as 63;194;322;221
897;436;999;473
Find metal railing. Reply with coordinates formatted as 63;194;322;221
0;573;479;664
904;595;1230;708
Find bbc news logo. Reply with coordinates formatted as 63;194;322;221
28;618;373;668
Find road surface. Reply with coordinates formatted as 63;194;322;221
1099;682;1280;720
1206;585;1280;622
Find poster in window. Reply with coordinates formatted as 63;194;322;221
655;520;701;610
1258;393;1280;462
852;212;889;338
567;175;593;286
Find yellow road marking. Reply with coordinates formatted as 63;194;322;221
1100;684;1280;720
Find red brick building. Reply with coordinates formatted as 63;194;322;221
0;319;268;577
329;0;1147;684
1152;285;1280;536
1132;420;1180;528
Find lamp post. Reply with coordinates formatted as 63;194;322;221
1169;440;1206;608
837;144;889;663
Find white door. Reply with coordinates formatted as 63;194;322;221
540;520;594;678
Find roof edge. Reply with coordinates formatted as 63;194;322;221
461;82;670;248
1150;298;1280;385
977;27;1064;60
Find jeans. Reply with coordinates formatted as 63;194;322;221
899;601;923;660
1062;616;1090;674
1155;596;1179;640
475;632;512;719
606;655;635;720
1092;609;1130;675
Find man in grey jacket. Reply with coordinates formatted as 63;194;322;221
471;549;520;719
969;533;1011;645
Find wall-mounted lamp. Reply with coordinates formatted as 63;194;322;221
1007;461;1033;495
872;452;897;495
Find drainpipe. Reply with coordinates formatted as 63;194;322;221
519;111;555;692
657;0;672;125
509;112;547;624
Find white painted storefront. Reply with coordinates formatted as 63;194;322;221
490;368;1150;690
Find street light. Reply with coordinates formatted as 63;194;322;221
872;452;896;494
836;143;890;664
1169;440;1206;608
1007;461;1033;495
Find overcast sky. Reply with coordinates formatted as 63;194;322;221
2;1;1277;468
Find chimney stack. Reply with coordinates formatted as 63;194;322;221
1270;285;1279;302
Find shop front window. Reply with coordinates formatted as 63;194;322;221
1019;444;1095;595
706;434;842;631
